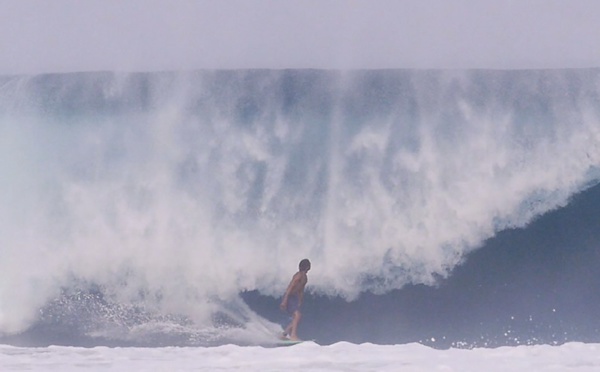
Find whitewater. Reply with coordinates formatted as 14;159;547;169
1;68;600;370
1;342;600;371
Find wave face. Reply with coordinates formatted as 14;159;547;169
0;69;599;345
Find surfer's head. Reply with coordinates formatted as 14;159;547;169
299;259;311;272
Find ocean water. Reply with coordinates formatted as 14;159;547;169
1;69;600;369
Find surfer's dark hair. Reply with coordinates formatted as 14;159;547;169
299;259;311;271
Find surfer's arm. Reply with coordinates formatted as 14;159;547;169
298;274;307;306
280;273;300;309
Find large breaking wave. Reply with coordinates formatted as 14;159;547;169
1;69;599;345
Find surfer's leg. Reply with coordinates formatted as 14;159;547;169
282;295;300;339
282;322;293;338
282;315;296;338
289;310;302;340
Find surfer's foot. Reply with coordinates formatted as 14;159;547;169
289;336;301;341
279;332;290;340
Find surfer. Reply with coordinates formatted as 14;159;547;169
280;258;311;341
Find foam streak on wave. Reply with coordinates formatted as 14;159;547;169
0;69;599;336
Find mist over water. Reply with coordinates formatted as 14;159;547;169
0;69;599;345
